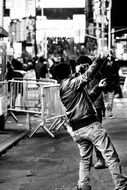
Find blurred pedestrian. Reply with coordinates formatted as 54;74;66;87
5;61;15;93
6;61;23;109
11;58;23;70
53;52;127;190
69;58;76;74
35;56;48;80
23;62;36;80
5;61;15;81
100;54;120;118
47;56;57;79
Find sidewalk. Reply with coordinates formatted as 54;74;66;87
0;114;29;155
0;98;126;190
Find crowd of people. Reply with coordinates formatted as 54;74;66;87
5;51;126;190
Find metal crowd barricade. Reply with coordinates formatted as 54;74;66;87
28;84;68;137
0;81;8;116
7;78;57;112
6;78;68;137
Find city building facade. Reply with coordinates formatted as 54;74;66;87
2;0;119;59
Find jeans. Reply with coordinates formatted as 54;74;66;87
68;122;127;190
94;108;104;160
103;91;115;116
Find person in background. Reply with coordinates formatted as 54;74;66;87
100;54;120;118
35;56;48;80
47;56;57;79
114;67;123;99
5;61;15;81
69;58;76;74
5;61;23;80
5;61;15;94
76;55;106;170
11;58;23;70
23;62;36;80
53;51;127;190
6;61;23;108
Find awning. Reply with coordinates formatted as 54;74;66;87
0;27;8;37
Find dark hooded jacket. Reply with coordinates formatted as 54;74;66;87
59;57;106;131
87;72;105;111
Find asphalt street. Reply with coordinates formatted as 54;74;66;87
0;98;127;190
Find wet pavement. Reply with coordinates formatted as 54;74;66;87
0;98;127;190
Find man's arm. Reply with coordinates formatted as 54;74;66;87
89;78;107;102
83;52;109;82
70;51;109;90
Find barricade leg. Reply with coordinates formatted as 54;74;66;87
28;116;69;138
42;125;55;138
47;115;68;132
28;121;43;137
26;113;31;131
5;110;18;122
0;114;5;130
10;111;18;122
48;117;61;131
4;112;9;122
54;116;69;131
28;121;55;138
48;117;65;131
55;119;66;131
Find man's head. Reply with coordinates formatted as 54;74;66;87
76;55;92;66
53;62;71;81
76;55;92;74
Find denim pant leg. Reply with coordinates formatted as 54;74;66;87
91;122;127;190
69;122;127;189
103;91;115;114
94;146;103;159
69;126;93;188
77;140;93;188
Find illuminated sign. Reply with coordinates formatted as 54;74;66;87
40;0;85;8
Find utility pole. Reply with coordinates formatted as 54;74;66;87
101;0;105;51
108;0;112;51
0;0;3;27
34;0;37;57
94;0;101;55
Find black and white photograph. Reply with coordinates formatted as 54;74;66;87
0;0;127;189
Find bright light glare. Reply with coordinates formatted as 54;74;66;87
40;0;85;8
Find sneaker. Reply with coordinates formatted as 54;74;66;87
94;159;107;169
108;114;114;119
77;184;91;190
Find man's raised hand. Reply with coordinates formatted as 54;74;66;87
99;78;107;88
99;51;110;59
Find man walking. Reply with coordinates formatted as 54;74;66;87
54;51;127;190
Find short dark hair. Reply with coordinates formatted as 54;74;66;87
76;55;92;66
53;62;71;81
